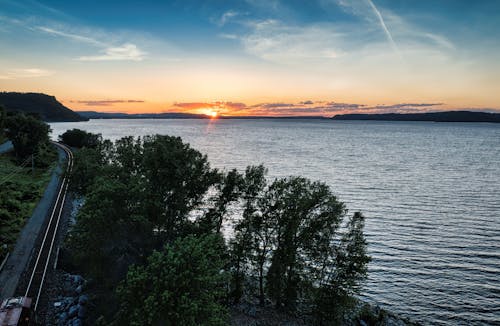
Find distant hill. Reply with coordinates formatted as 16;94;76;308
0;92;88;122
331;111;500;123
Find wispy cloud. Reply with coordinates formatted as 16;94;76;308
0;68;54;79
169;100;447;116
78;43;146;61
2;17;149;62
35;26;104;46
240;20;344;63
366;0;400;57
71;99;145;106
216;10;240;26
235;0;455;70
173;102;247;113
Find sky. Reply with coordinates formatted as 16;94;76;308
1;0;499;116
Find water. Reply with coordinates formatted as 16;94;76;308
50;119;500;325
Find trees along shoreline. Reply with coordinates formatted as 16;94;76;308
61;129;371;325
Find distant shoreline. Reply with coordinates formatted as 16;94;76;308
331;111;500;123
71;110;500;123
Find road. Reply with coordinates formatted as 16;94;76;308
0;142;70;300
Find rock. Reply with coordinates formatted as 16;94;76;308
68;305;79;318
72;275;84;285
78;304;86;318
72;319;83;326
360;320;368;326
58;312;68;325
78;294;89;305
64;297;75;310
75;285;82;295
64;280;73;292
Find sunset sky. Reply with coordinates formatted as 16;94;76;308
1;0;499;116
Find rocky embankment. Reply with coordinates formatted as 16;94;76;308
45;272;89;326
230;299;420;326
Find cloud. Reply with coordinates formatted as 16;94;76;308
219;33;239;40
35;26;104;46
78;43;146;61
241;20;344;62
229;101;445;116
0;68;54;79
216;10;240;26
366;0;400;57
71;99;145;106
167;100;468;116
423;33;455;50
29;24;149;62
173;102;248;113
235;0;455;71
368;103;443;110
253;102;295;108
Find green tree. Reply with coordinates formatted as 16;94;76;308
199;169;244;234
140;135;219;239
262;177;346;310
313;212;371;324
5;113;50;162
229;165;267;303
59;128;102;148
116;234;228;326
67;175;152;286
70;147;108;194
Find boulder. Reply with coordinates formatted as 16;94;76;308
78;294;89;305
78;304;86;319
58;312;68;326
68;305;79;318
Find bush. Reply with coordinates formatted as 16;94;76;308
59;128;102;148
5;112;51;163
116;234;228;326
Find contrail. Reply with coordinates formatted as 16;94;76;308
366;0;401;58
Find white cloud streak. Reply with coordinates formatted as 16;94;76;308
218;10;240;26
0;68;54;79
241;20;344;62
35;26;104;46
0;16;149;62
78;43;146;61
366;0;401;58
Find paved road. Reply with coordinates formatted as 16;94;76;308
0;144;67;299
0;141;13;154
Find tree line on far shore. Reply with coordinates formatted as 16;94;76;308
60;128;371;326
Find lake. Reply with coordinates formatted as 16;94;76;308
50;119;500;325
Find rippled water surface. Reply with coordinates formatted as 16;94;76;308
50;119;500;325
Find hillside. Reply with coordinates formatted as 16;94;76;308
331;111;500;123
0;92;88;122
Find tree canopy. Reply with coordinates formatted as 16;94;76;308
59;128;103;148
5;112;52;166
116;234;228;326
65;132;371;325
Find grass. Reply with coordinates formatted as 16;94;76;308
0;151;55;260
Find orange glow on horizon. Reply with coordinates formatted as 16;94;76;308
63;99;500;118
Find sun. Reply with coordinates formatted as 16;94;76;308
209;111;218;118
